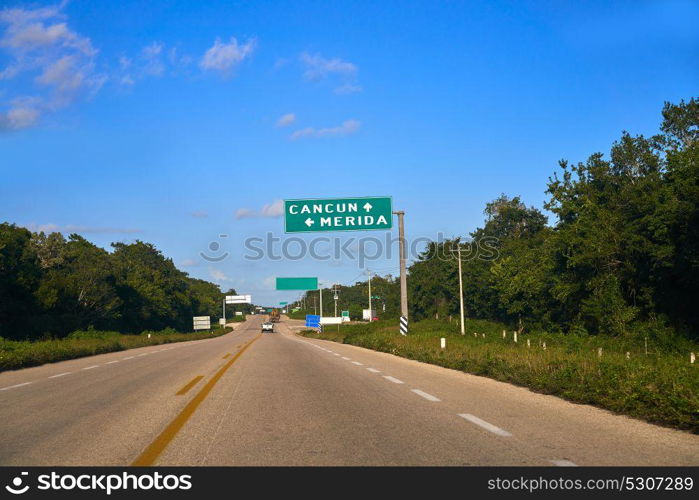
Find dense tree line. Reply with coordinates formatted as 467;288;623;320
301;99;698;339
0;227;229;340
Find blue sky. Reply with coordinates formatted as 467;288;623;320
1;0;697;306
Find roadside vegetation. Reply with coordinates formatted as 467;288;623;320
0;325;233;372
300;319;698;432
296;99;699;345
0;226;251;340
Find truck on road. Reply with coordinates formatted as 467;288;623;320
270;308;281;322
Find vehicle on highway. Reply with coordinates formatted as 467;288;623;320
269;309;281;322
261;322;274;333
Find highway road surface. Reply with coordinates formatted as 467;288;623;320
0;315;697;466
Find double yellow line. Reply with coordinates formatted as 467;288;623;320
132;334;261;466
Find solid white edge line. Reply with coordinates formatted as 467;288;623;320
458;413;512;437
383;375;404;384
48;372;71;379
411;389;441;402
0;382;32;391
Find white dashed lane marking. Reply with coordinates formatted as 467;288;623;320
48;372;71;379
82;365;99;371
366;368;380;373
105;360;119;365
551;459;577;467
411;389;440;402
351;361;363;366
458;413;512;437
0;382;32;391
341;357;351;360
383;376;404;384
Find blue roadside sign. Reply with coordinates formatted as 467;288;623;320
306;314;321;328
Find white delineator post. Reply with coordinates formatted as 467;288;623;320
440;338;446;349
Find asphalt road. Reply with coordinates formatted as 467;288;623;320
0;315;697;466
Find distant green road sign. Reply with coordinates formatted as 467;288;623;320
284;197;393;233
276;277;318;290
280;301;288;305
341;310;350;318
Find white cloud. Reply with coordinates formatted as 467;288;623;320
299;52;362;94
234;208;256;220
290;119;360;140
200;36;255;75
210;268;231;282
180;258;198;267
300;52;357;81
0;3;103;131
140;41;165;76
276;112;295;127
191;210;208;218
235;200;284;219
334;83;362;95
22;223;142;234
260;199;284;217
0;99;40;130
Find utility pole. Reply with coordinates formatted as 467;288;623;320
457;243;465;335
333;284;340;317
393;210;408;335
319;285;323;319
368;269;372;322
314;296;317;315
222;298;226;325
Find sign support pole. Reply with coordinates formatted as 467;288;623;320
394;210;408;335
368;269;372;322
458;244;465;335
222;298;226;325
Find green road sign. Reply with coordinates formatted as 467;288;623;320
284;197;393;233
276;277;318;290
341;310;350;317
371;295;381;299
280;301;288;305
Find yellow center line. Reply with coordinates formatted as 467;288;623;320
222;353;231;359
131;334;261;466
175;376;203;396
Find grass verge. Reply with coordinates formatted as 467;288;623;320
299;319;699;433
0;326;234;372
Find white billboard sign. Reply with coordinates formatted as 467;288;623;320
193;316;211;331
226;294;252;304
320;316;343;325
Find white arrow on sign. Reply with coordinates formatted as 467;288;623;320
363;202;373;212
305;218;315;227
